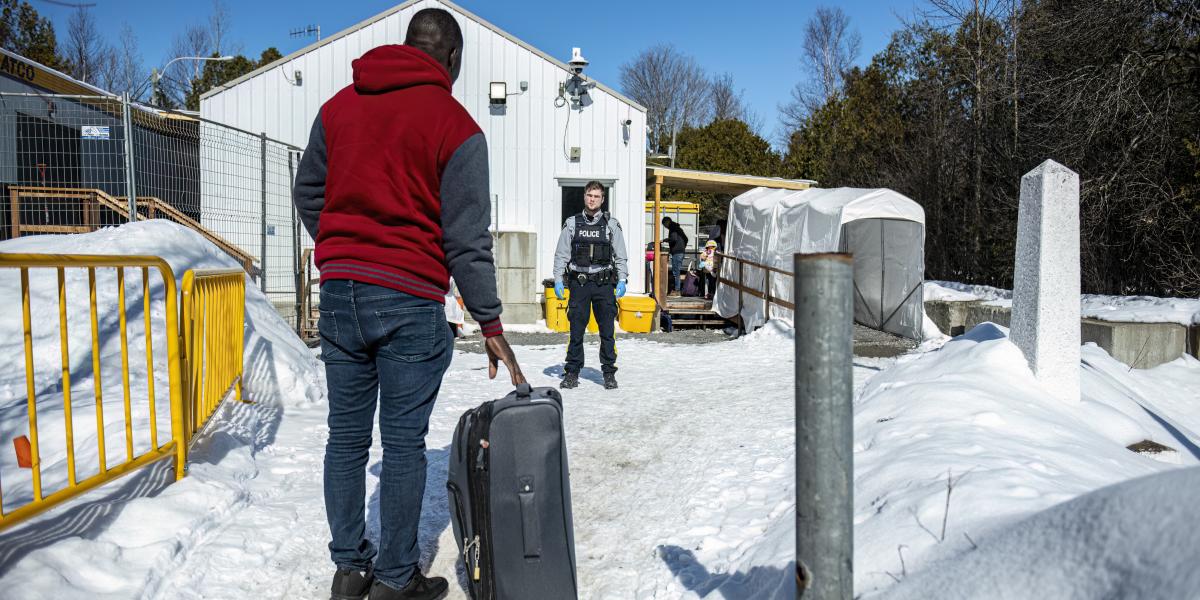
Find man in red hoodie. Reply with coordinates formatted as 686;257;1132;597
293;8;525;600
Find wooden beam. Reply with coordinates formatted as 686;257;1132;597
647;167;815;195
7;186;258;277
137;197;257;268
20;225;92;234
653;175;664;312
10;187;20;239
718;276;795;311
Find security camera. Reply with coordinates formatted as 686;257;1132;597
568;47;589;75
622;119;632;126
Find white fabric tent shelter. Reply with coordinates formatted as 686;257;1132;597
714;187;926;339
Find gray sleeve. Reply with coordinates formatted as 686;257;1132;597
440;133;503;331
552;218;574;284
293;110;326;240
609;217;629;281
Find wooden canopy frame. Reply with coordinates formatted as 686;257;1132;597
645;167;817;307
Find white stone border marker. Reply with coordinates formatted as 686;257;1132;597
1012;159;1081;403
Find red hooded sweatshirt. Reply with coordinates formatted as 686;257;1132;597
294;44;503;337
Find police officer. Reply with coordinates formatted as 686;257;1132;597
553;180;629;390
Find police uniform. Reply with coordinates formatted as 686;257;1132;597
552;210;629;386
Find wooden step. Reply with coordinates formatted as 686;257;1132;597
668;319;729;328
665;308;719;316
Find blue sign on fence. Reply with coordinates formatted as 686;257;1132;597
81;126;110;140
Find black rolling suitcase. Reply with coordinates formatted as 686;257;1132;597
447;383;578;600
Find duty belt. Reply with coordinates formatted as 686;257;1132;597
569;269;616;285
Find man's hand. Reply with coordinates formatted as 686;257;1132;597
554;280;565;300
485;334;526;386
615;280;627;298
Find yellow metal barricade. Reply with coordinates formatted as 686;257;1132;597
0;254;186;532
180;269;246;442
0;255;247;533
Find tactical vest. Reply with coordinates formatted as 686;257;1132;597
571;214;613;268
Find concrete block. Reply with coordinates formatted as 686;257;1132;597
1082;319;1188;369
1012;160;1081;403
501;302;542;325
464;302;541;325
928;299;1193;369
924;300;975;336
493;231;537;270
497;268;537;305
966;303;1012;329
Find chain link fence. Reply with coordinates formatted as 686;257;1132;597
0;92;313;334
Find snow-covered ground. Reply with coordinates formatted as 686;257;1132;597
853;323;1200;597
925;280;1200;325
1;222;1198;599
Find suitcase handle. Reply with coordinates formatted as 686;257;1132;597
515;382;533;398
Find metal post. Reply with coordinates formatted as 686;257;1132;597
794;252;854;600
260;133;268;296
289;150;301;336
121;94;138;221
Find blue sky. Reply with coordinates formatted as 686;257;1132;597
44;0;919;138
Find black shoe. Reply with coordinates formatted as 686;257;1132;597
561;371;580;389
331;565;374;600
603;373;618;389
368;571;449;600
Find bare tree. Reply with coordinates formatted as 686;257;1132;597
110;23;149;100
619;44;711;157
710;72;748;122
710;73;767;136
744;108;766;137
63;6;115;85
780;6;862;133
209;0;233;56
158;24;212;106
156;3;239;107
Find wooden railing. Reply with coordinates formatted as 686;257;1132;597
716;252;796;318
6;186;258;275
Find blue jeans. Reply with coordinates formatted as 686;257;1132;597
318;279;454;589
669;253;684;292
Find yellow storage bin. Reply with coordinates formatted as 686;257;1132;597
617;295;657;333
544;286;599;333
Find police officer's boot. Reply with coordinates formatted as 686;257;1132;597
561;371;580;389
603;372;618;390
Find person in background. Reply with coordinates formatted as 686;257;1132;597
444;278;466;337
662;216;688;296
644;242;656;297
697;240;718;299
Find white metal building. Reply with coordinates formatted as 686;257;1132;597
199;0;649;302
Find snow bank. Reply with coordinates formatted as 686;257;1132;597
925;281;1200;325
0;221;320;598
4;223;1197;599
854;322;1200;597
885;466;1200;599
